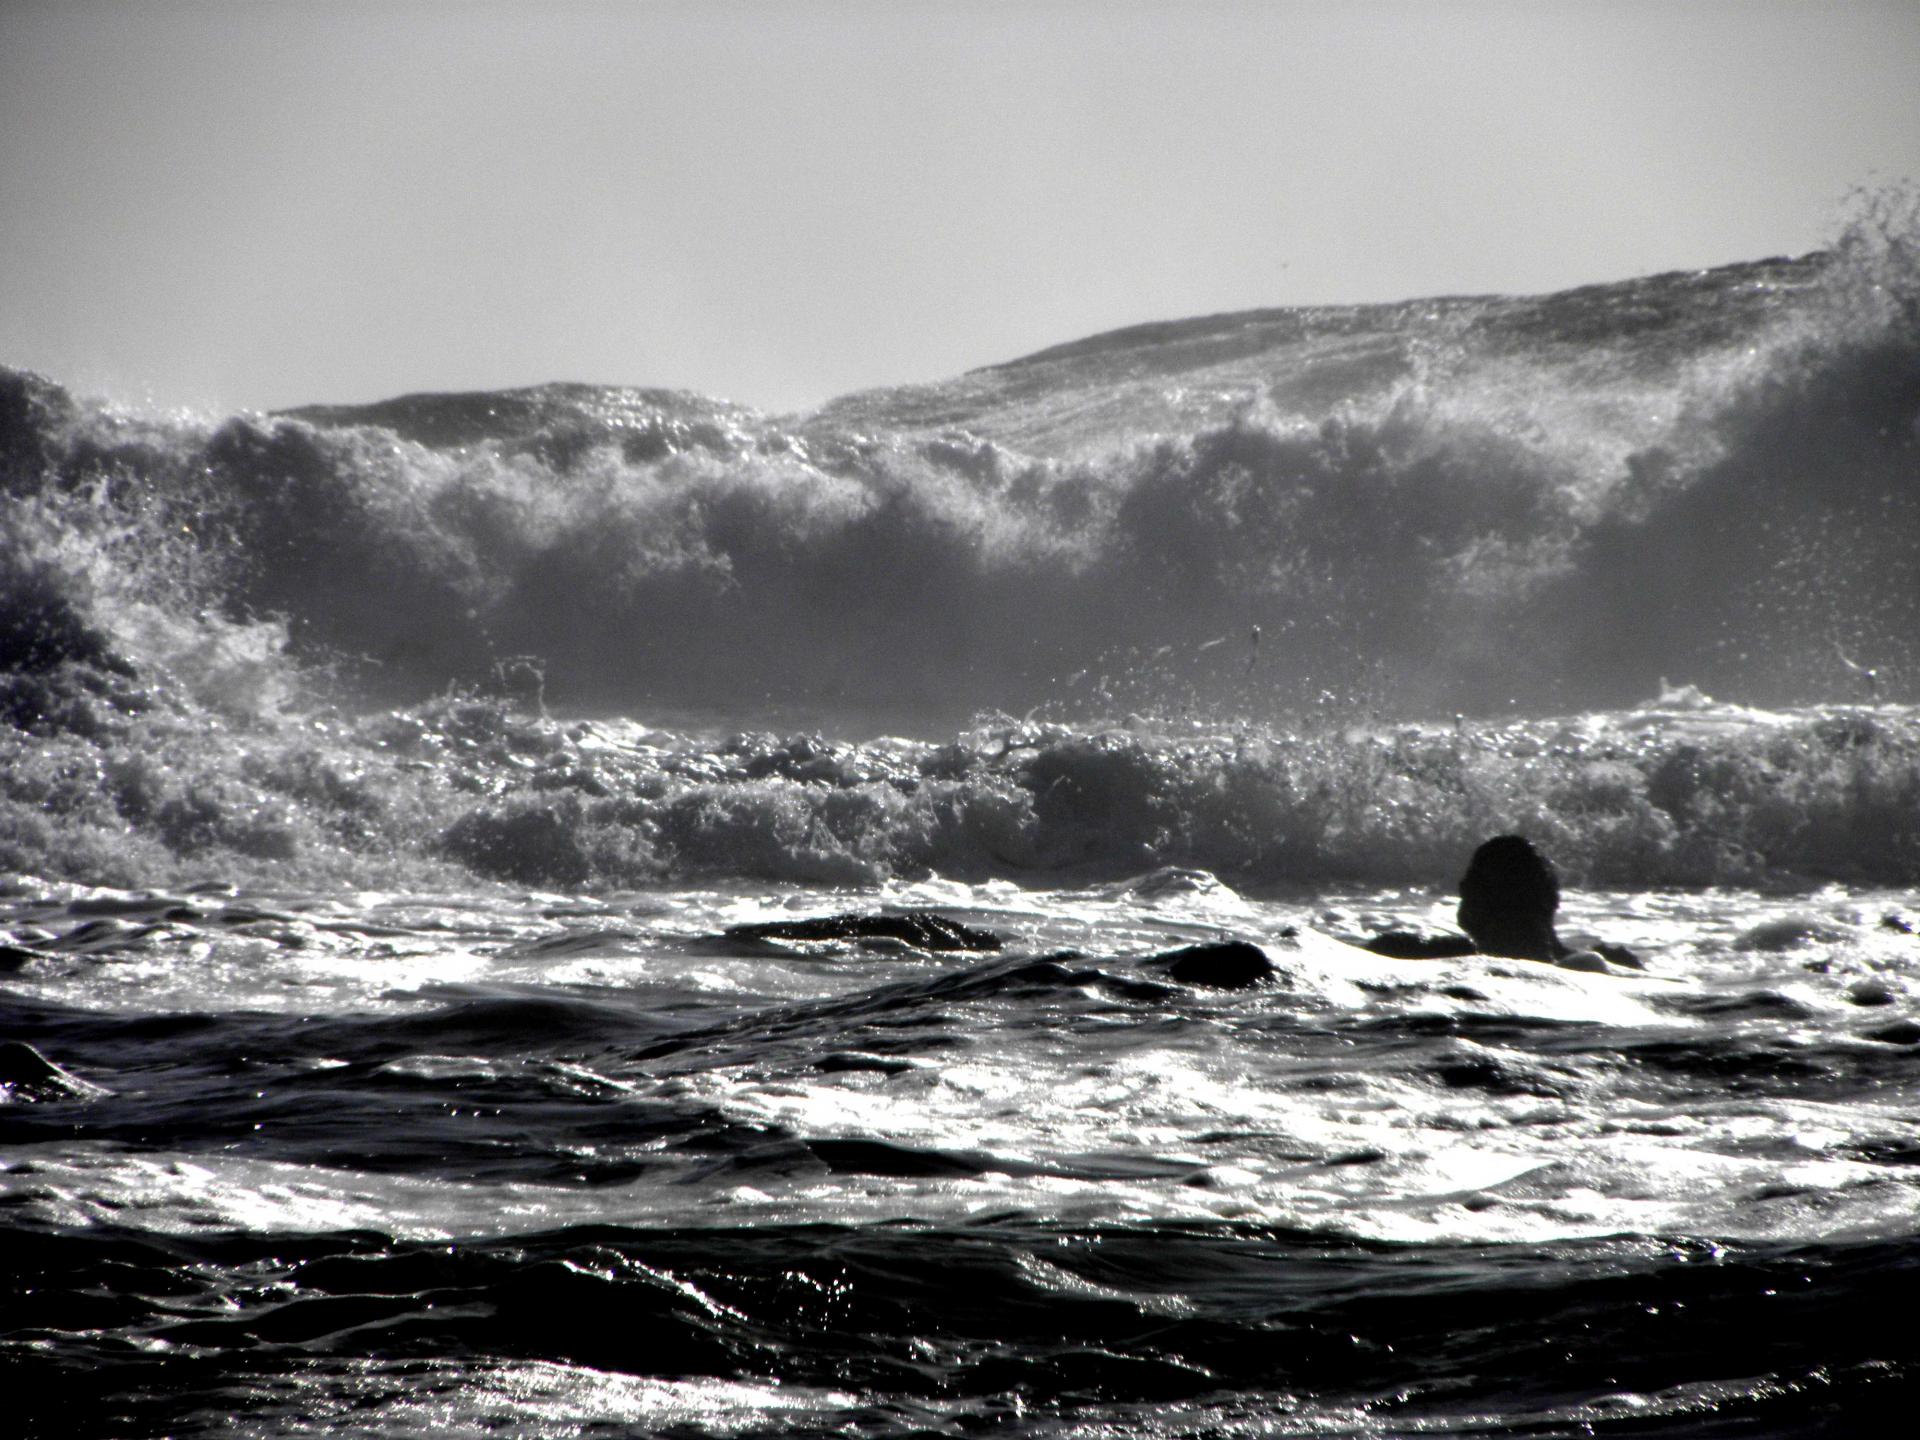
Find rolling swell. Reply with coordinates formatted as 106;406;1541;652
7;1221;1917;1437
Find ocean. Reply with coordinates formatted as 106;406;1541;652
3;210;1918;1436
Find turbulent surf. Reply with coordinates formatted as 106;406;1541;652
3;201;1919;1436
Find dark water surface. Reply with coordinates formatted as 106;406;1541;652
6;868;1919;1437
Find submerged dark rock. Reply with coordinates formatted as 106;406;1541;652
1586;941;1645;971
1362;929;1476;960
1140;940;1275;989
723;912;1004;953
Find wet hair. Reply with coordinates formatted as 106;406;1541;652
1456;834;1564;961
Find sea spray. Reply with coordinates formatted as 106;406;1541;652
8;209;1920;1440
3;682;1916;891
4;201;1919;892
5;215;1917;727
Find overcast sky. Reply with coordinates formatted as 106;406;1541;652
3;0;1917;415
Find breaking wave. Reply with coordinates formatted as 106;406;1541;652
3;196;1917;890
6;206;1919;726
3;686;1916;892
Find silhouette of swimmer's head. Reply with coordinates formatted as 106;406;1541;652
1457;834;1564;961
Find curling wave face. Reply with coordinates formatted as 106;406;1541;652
4;213;1918;736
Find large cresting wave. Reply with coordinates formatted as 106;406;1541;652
2;196;1917;890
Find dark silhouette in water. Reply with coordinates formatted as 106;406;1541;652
1457;833;1565;961
1365;835;1641;969
1141;939;1276;989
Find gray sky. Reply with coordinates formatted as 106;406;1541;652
3;0;1917;415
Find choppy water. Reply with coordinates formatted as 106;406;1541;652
5;206;1920;1434
5;857;1920;1437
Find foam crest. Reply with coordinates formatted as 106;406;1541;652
0;240;1909;728
6;232;1912;729
2;681;1914;891
2;206;1917;895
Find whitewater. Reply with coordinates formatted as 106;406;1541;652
3;207;1919;1437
